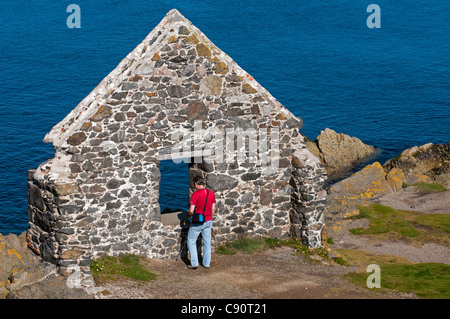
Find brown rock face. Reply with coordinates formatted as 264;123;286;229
317;128;376;170
0;232;91;299
196;43;211;57
186;101;208;122
90;105;112;122
383;142;450;188
67;132;87;146
242;83;257;94
325;162;398;238
329;162;394;199
324;142;449;239
305;128;377;180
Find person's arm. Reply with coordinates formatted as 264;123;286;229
211;192;216;212
188;204;196;216
188;192;197;216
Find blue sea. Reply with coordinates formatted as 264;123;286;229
1;1;449;234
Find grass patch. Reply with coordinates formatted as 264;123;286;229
350;204;450;246
416;214;450;233
216;237;344;265
337;248;412;268
339;249;450;298
90;254;157;283
378;263;450;298
215;237;266;255
215;244;237;255
402;182;447;193
341;203;450;298
215;237;296;255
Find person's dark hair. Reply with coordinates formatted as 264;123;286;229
193;175;205;186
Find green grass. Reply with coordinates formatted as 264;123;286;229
215;237;296;255
90;254;157;283
402;182;447;193
344;261;450;299
343;204;450;298
215;236;344;265
350;204;450;246
416;214;450;233
339;249;450;298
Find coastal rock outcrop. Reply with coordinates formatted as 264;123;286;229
383;142;450;188
305;128;377;181
324;142;449;239
325;162;406;238
329;162;402;201
0;232;91;299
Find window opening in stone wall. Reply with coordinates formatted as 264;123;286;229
158;159;190;215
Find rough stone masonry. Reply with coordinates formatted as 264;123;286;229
27;9;327;279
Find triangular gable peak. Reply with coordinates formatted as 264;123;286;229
44;9;302;149
27;11;327;271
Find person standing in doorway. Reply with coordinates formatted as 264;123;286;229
187;175;216;269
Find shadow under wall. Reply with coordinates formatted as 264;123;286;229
160;210;203;266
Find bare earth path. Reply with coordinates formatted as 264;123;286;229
92;247;392;299
375;187;450;215
334;234;450;265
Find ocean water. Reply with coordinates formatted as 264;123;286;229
1;1;449;234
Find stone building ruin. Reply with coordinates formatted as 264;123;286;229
27;9;327;276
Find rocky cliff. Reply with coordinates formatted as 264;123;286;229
0;232;91;299
384;142;450;188
304;128;378;181
325;142;449;239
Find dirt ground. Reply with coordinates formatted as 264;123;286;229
92;246;391;299
88;188;449;299
374;186;450;215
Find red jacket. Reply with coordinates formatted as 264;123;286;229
190;188;216;221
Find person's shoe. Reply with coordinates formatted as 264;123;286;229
187;265;198;270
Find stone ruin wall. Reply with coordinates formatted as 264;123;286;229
26;10;327;276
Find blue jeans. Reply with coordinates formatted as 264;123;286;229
187;220;212;267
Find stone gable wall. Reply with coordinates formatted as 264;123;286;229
27;11;327;277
